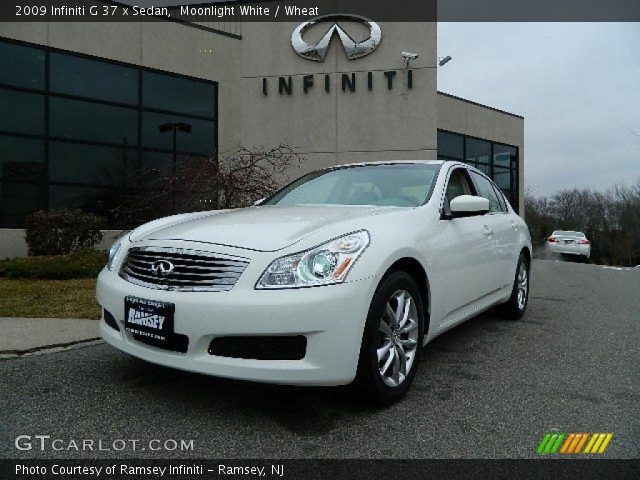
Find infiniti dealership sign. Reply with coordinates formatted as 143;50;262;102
291;14;382;61
263;15;413;96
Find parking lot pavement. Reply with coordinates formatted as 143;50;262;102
1;260;638;459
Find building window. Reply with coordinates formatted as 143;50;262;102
493;143;516;169
50;53;139;105
437;129;520;213
0;182;46;228
141;112;216;154
142;71;217;117
0;88;45;135
0;41;45;90
49;142;132;187
0;136;45;182
49;97;139;145
0;38;218;228
465;138;491;169
437;130;463;160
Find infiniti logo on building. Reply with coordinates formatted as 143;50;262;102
291;14;382;62
151;260;174;277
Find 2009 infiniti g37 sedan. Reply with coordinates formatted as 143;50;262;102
97;160;532;403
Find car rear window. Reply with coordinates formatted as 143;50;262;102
553;231;584;237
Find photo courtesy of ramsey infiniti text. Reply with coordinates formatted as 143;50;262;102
97;161;532;404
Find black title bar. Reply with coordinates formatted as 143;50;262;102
1;0;640;23
2;459;640;480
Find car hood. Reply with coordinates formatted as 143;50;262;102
131;205;398;252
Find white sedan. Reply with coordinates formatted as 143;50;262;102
97;160;532;404
546;230;591;260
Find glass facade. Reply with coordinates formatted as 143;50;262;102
0;38;218;228
437;129;519;212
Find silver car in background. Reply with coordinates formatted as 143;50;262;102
546;230;591;260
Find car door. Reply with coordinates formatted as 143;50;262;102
438;167;498;324
469;170;518;290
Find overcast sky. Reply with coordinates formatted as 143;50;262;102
437;23;640;196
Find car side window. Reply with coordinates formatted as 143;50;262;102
491;184;508;212
444;168;474;213
470;171;503;213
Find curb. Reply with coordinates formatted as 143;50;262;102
0;338;104;360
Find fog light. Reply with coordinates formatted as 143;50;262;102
265;272;297;286
103;309;120;331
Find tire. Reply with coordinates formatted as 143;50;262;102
354;271;425;405
497;252;530;320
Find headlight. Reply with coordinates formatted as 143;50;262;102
256;231;370;289
107;234;128;271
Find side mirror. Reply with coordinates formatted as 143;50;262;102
253;198;265;206
449;195;489;218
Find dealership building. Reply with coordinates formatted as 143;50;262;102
0;5;523;257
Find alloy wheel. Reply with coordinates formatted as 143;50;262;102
377;290;419;387
516;262;529;310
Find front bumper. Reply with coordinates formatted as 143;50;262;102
96;242;379;386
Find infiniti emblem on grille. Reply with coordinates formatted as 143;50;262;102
150;260;174;277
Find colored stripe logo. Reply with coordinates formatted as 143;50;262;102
537;433;613;454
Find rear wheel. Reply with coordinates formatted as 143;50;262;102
497;252;530;320
354;271;424;405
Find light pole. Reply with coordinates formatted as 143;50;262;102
158;122;192;214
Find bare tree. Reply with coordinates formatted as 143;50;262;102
113;144;304;228
525;179;640;266
211;144;304;208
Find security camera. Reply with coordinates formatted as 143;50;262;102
402;52;419;61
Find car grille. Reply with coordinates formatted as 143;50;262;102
208;336;307;360
119;247;249;292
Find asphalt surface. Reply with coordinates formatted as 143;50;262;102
1;260;638;459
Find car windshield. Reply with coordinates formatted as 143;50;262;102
262;163;440;208
553;231;585;237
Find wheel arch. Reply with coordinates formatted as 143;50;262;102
384;257;431;337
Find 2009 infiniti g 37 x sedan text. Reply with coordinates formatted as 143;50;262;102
97;160;532;403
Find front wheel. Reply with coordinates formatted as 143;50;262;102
354;271;424;405
497;252;530;320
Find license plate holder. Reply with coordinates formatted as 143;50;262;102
124;296;175;347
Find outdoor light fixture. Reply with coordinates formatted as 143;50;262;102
158;122;192;134
158;122;193;214
438;55;452;67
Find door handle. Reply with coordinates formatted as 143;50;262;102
483;229;494;236
511;221;518;231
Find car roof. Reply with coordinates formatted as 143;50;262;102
327;160;495;180
334;160;445;168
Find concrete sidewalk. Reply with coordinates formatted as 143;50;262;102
0;317;100;355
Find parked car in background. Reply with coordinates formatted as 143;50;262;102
97;160;532;404
546;230;591;260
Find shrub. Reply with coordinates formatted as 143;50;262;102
0;248;108;279
24;209;105;256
